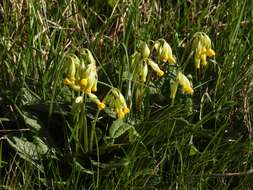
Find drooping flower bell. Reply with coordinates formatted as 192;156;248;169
192;32;215;69
154;39;176;64
79;62;98;94
176;71;194;95
63;54;80;86
103;88;130;119
79;49;98;94
88;93;105;110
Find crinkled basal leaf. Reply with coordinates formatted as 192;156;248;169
7;136;48;160
23;113;42;131
109;119;132;139
128;127;140;142
109;119;139;141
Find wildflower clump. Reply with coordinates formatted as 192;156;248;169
63;49;105;110
192;32;215;69
103;88;130;119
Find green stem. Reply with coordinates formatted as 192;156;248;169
95;125;100;189
90;110;100;151
83;93;88;152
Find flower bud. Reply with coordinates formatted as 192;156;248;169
170;81;178;100
147;59;164;77
177;72;193;95
140;61;148;82
65;54;79;79
140;41;150;59
156;40;176;64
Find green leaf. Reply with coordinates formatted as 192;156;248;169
109;119;132;139
91;158;130;169
189;144;200;156
107;0;116;8
189;135;200;156
74;161;94;175
128;127;140;142
23;113;42;131
7;136;48;160
6;136;48;172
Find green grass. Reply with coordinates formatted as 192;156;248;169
0;0;253;189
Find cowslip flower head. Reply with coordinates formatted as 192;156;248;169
79;62;98;93
154;39;176;64
192;32;215;69
176;71;194;95
103;88;130;119
78;49;98;94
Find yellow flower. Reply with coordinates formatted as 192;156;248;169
147;59;164;77
117;109;125;119
130;50;164;83
80;61;98;93
97;102;105;110
103;88;130;119
206;48;215;57
176;72;194;95
123;107;130;114
155;40;176;64
63;49;104;113
79;78;87;86
63;54;80;86
192;32;215;69
140;41;150;59
63;77;75;86
88;93;105;110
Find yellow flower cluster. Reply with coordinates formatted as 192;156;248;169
192;32;215;69
63;49;105;110
103;88;130;119
154;39;176;64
